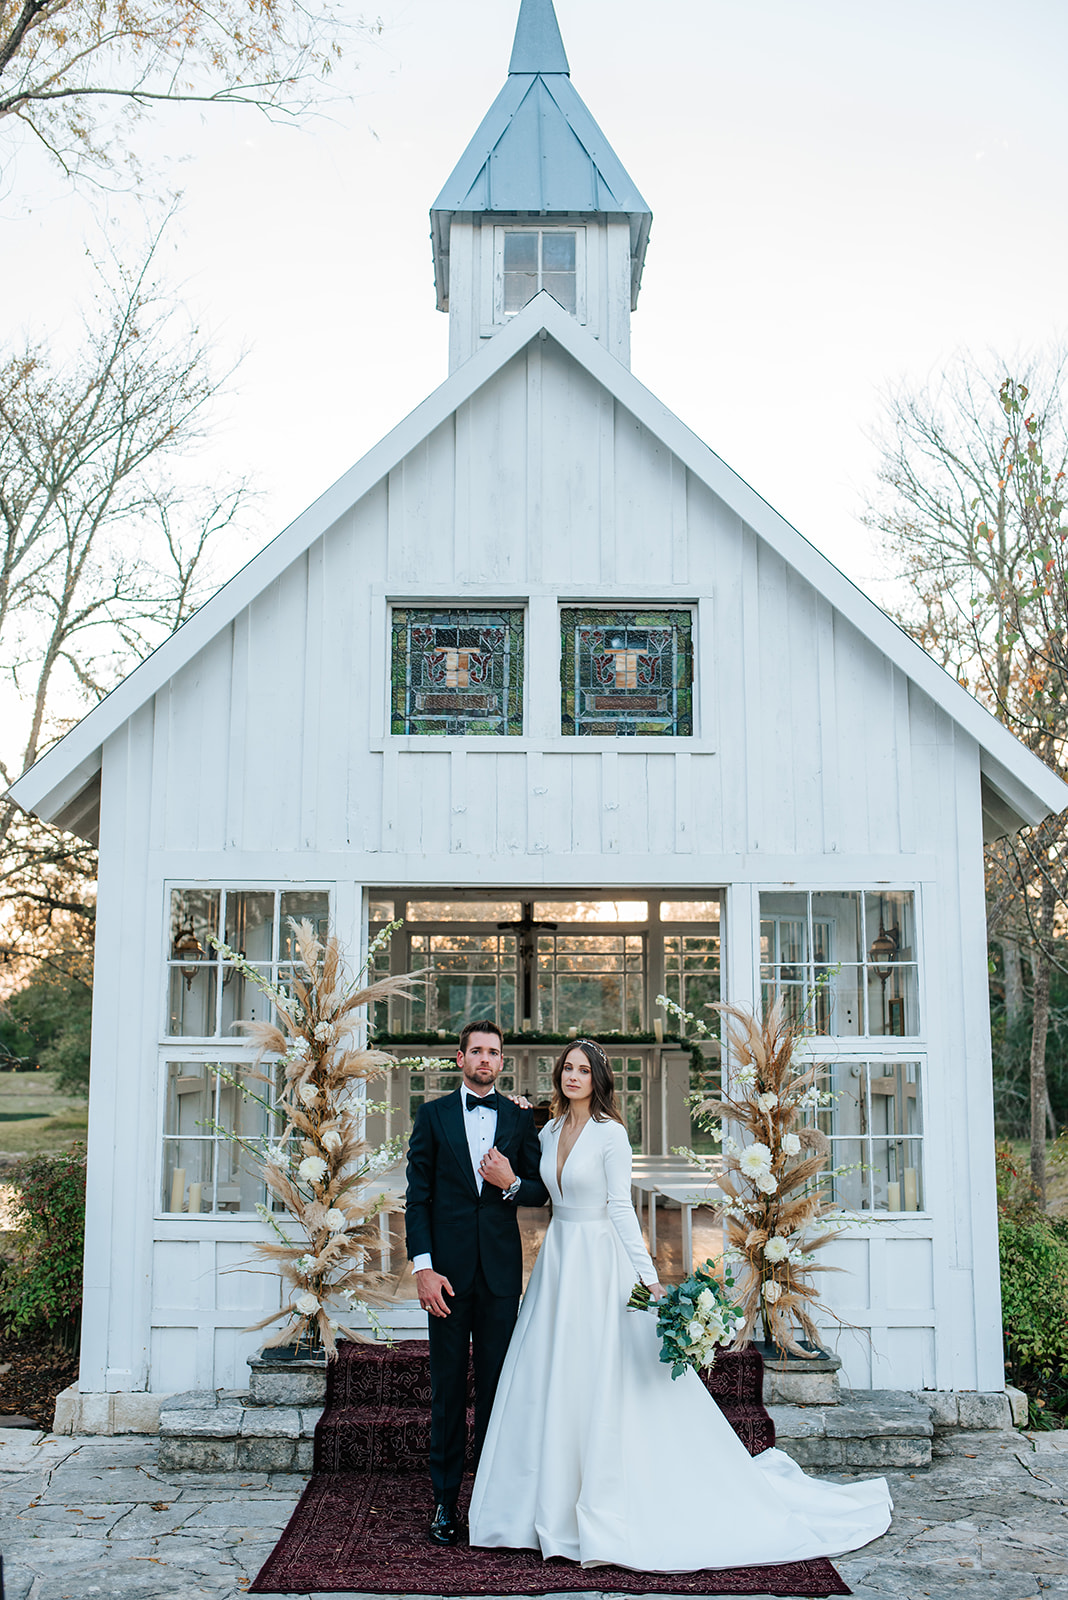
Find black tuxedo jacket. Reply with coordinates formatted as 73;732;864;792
405;1088;549;1298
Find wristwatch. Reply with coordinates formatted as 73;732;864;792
502;1176;522;1202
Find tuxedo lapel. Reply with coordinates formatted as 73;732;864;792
440;1088;479;1197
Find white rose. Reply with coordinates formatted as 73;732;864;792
295;1292;320;1315
686;1319;704;1342
756;1091;778;1113
298;1155;328;1184
781;1132;802;1156
321;1129;342;1154
739;1142;772;1178
324;1208;347;1233
763;1280;782;1304
763;1236;789;1262
696;1287;716;1314
313;1021;332;1042
755;1170;778;1195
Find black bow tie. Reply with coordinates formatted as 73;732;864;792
465;1091;499;1113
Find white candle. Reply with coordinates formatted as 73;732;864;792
169;1168;186;1213
903;1167;918;1211
188;1182;202;1216
887;1181;901;1212
567;1026;578;1038
653;1018;664;1043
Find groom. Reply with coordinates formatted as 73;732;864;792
405;1019;548;1546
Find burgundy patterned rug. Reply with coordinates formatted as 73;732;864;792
249;1341;849;1597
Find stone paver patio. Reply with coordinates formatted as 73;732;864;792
1;1426;1067;1600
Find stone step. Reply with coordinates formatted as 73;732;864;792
770;1389;934;1469
158;1390;322;1473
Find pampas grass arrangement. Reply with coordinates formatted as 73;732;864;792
209;918;418;1358
659;993;845;1359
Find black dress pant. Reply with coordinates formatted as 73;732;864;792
426;1263;519;1503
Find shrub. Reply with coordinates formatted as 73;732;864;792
996;1144;1068;1426
0;1146;86;1347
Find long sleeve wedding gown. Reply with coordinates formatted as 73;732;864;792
468;1115;892;1572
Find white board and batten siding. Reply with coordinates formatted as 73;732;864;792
73;327;1000;1396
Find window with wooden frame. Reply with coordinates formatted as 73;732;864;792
495;226;586;321
160;884;331;1217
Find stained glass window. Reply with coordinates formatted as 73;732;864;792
391;608;524;736
560;608;693;736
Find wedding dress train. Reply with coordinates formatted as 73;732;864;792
468;1116;893;1572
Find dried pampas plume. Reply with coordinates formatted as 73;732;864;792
210;918;421;1358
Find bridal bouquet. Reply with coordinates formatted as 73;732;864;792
628;1260;745;1379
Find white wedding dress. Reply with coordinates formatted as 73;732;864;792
468;1116;892;1572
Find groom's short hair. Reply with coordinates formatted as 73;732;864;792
458;1018;503;1053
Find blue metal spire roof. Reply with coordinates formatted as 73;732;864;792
508;0;569;75
430;1;651;312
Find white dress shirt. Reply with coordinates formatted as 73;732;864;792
412;1087;498;1274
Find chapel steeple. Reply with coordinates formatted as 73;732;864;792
430;0;652;372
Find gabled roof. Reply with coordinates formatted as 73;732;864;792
8;292;1068;845
430;0;651;311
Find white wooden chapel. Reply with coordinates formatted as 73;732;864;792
9;0;1068;1414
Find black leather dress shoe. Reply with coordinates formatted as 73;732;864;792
428;1502;460;1546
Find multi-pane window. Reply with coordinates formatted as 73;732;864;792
662;898;722;1023
536;933;645;1033
407;932;519;1033
161;1060;285;1216
561;608;694;736
759;889;919;1037
501;229;578;316
167;887;330;1037
390;608;524;736
808;1060;925;1213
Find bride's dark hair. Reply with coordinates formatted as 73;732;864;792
550;1039;624;1125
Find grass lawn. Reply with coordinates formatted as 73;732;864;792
0;1071;87;1159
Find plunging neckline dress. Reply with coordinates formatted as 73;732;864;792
468;1116;892;1572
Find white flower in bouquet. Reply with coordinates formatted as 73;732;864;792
297;1083;319;1107
686;1318;704;1342
324;1208;347;1233
313;1021;332;1042
298;1155;328;1184
696;1287;716;1314
265;1144;287;1166
287;1039;308;1060
296;1291;321;1315
781;1131;802;1157
763;1279;783;1304
755;1091;778;1113
296;1253;316;1273
723;1135;740;1157
763;1235;789;1262
739;1141;772;1178
755;1170;778;1195
321;1130;342;1154
733;1063;758;1088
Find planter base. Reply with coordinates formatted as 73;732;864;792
752;1341;843;1406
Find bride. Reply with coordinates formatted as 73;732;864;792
469;1038;893;1572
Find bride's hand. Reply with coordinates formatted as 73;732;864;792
507;1093;532;1109
648;1282;667;1301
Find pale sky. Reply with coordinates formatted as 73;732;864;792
4;0;1068;694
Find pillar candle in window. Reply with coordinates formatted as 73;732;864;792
188;1182;202;1215
887;1181;901;1212
169;1168;186;1214
653;1018;664;1042
903;1167;918;1211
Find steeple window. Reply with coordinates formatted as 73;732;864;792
499;227;583;319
